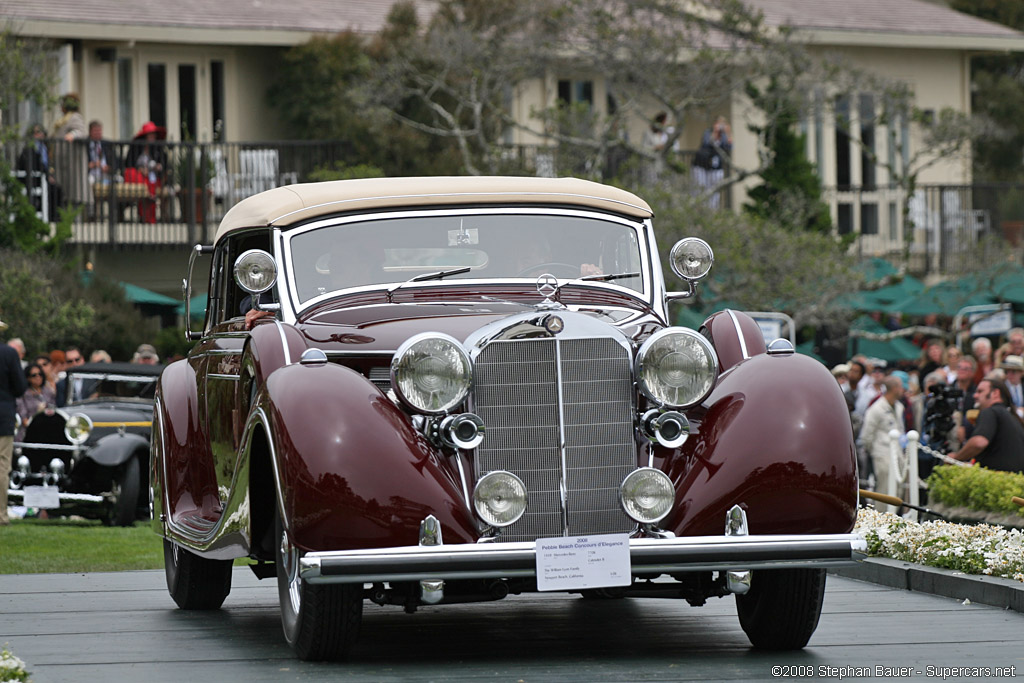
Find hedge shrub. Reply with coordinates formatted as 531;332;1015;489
927;465;1024;517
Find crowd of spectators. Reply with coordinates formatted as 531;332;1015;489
831;327;1024;513
4;337;161;440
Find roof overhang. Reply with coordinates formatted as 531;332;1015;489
795;28;1024;53
11;19;341;47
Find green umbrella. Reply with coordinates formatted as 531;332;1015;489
889;279;996;317
855;257;899;283
795;340;826;364
834;275;925;313
119;282;180;307
175;293;208;319
847;315;922;362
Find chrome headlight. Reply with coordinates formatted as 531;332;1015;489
473;471;527;527
64;413;93;445
233;249;278;294
391;333;472;415
635;328;718;408
620;468;674;524
669;237;714;281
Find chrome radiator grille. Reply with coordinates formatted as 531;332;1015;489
474;337;636;542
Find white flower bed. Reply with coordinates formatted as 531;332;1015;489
0;645;29;683
856;507;1024;583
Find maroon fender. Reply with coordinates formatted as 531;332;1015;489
153;359;220;526
258;361;479;553
702;310;768;371
246;320;309;384
664;352;858;537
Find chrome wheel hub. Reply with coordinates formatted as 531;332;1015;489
280;529;301;614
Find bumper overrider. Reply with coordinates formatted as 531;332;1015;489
300;532;867;585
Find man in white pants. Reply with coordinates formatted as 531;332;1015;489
859;376;905;514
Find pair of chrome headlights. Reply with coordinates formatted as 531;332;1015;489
390;327;719;416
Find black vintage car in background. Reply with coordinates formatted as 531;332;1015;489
8;362;160;525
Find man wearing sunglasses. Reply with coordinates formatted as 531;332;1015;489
1;324;28;525
57;347;89;407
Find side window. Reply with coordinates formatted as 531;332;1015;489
223;230;273;321
207;243;232;328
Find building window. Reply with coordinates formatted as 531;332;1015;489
117;58;133;139
889;201;899;241
835;95;851;190
557;80;593;107
178;64;197;140
814;88;825;181
147;63;167;127
837;203;853;235
861;203;878;235
211;60;225;141
859;94;876;190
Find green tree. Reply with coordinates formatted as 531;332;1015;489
0;249;158;360
647;187;861;330
744;80;832;234
950;0;1024;181
267;24;462;177
0;26;76;253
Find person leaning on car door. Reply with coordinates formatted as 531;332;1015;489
1;321;29;525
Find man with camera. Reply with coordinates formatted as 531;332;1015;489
951;377;1024;474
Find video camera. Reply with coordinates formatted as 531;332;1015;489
921;384;963;474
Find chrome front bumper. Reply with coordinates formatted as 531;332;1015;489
7;488;105;504
299;533;867;584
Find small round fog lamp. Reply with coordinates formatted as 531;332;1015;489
620;468;674;524
473;471;527;527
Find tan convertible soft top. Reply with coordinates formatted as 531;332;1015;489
215;176;653;242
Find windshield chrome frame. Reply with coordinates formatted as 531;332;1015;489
275;207;663;321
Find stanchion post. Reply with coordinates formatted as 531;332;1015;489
906;430;920;522
887;428;901;515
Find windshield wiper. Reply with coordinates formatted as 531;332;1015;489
578;271;640;283
387;267;472;302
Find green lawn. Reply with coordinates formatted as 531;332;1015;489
0;518;164;574
0;518;253;574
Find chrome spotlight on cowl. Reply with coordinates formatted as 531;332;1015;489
640;409;690;448
439;413;485;450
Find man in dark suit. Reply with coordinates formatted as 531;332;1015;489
56;346;93;406
86;120;117;219
16;123;63;218
1;320;29;525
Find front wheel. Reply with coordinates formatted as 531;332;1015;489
164;538;233;610
106;456;140;527
276;505;362;661
735;568;826;650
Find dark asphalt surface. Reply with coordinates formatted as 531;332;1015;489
2;567;1023;682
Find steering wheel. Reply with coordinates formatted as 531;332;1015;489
516;262;579;278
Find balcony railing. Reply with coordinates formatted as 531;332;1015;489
8;138;1016;276
5;138;353;245
828;183;1024;276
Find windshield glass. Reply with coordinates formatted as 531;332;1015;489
286;213;644;305
68;372;158;403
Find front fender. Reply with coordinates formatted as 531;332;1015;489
259;361;479;553
666;352;858;537
86;432;148;467
152;359;218;531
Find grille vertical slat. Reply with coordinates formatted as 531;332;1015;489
474;336;636;542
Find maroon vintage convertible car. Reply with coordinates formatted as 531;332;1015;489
152;176;864;660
